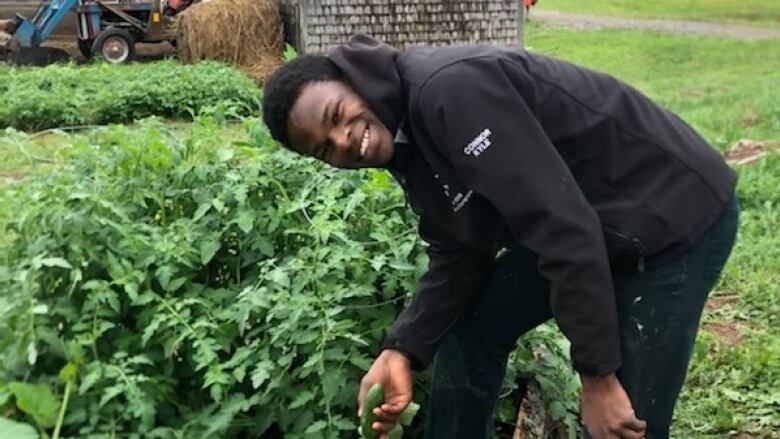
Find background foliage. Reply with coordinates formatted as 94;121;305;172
0;61;261;131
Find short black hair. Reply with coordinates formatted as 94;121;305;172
262;54;343;148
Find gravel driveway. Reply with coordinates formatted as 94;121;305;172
529;10;780;40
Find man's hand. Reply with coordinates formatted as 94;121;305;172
358;349;413;438
580;373;646;439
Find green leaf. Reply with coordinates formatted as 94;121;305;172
268;269;289;288
59;363;78;382
39;257;73;269
193;202;211;221
237;210;254;233
250;360;273;389
0;417;38;439
26;343;37;366
218;148;234;162
305;419;327;434
288;390;315;409
388;260;415;271
200;238;221;265
8;382;61;428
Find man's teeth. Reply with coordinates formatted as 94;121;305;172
360;128;370;157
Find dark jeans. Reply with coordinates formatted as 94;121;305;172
424;197;739;439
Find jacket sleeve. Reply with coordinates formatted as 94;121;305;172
381;217;493;370
416;59;621;375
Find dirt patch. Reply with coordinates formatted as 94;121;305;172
705;293;740;311
34;36;175;63
0;46;72;66
703;293;745;346
702;320;745;346
680;89;705;98
724;139;771;165
531;10;780;40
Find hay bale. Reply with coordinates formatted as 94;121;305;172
175;0;284;81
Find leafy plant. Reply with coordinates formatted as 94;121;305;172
0;117;425;438
0;61;261;131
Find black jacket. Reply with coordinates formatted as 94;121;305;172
329;35;736;375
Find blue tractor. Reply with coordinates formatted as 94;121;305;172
2;0;194;63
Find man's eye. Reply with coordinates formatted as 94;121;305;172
332;107;339;124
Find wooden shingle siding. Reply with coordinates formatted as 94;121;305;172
279;0;521;54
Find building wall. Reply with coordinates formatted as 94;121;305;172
279;0;521;54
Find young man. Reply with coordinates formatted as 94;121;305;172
261;34;739;439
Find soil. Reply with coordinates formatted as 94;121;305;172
705;293;740;311
1;35;176;64
0;46;71;66
529;10;780;40
724;139;774;165
703;293;745;346
702;320;745;346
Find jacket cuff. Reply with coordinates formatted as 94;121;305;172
572;358;621;377
380;337;431;371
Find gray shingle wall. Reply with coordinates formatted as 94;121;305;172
279;0;521;54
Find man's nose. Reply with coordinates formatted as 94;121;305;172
328;124;352;154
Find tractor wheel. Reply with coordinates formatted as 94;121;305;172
93;27;136;64
77;38;93;59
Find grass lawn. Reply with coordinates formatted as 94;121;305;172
525;22;780;151
527;23;780;438
0;129;77;184
538;0;780;27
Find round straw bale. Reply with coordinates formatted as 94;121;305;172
175;0;284;81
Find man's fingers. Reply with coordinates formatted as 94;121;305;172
372;420;397;433
615;415;646;439
380;401;408;414
373;406;400;423
615;427;645;439
624;417;647;432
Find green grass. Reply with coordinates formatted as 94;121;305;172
678;154;780;438
525;23;780;150
0;129;76;184
539;0;780;27
526;23;780;438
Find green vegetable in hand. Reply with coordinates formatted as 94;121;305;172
398;402;420;426
387;424;404;439
361;384;385;439
360;384;420;439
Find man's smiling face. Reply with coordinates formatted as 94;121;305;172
287;80;395;169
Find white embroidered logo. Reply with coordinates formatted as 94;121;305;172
463;128;493;157
434;174;473;212
451;190;474;212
